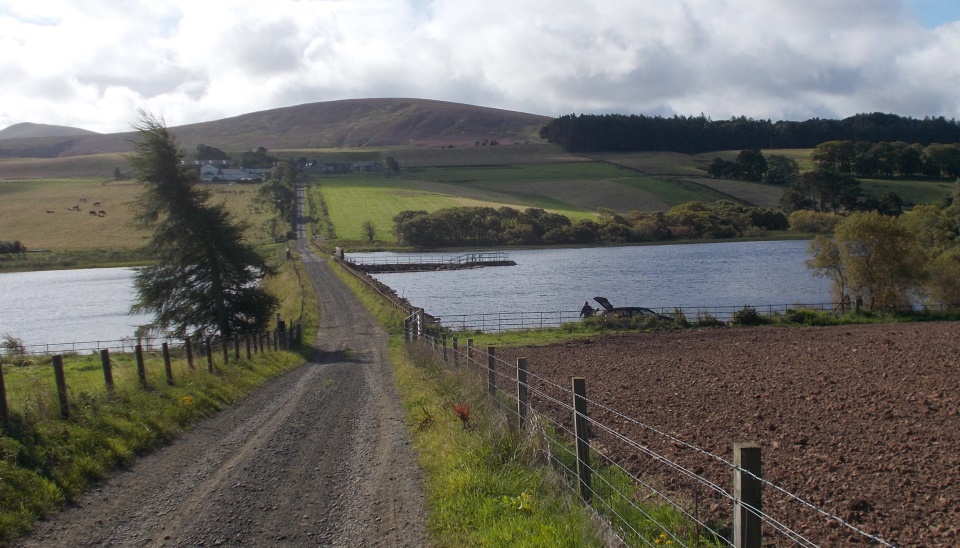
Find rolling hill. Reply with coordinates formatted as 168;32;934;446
0;98;551;159
0;122;100;139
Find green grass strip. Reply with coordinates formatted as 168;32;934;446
332;263;606;546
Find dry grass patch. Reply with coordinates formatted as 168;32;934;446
0;154;132;180
601;151;710;176
678;177;784;208
0;178;276;252
486;179;670;213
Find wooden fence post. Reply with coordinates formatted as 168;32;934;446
572;377;592;504
517;357;528;430
205;337;214;373
452;337;459;369
162;342;174;386
734;442;763;548
135;344;148;389
100;348;114;393
442;335;448;365
487;347;497;400
467;339;473;366
185;336;194;369
245;334;251;360
0;360;8;422
403;318;410;342
52;355;70;419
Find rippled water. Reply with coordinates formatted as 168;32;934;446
0;240;830;345
354;240;831;319
0;267;146;346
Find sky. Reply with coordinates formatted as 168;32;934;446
1;0;959;134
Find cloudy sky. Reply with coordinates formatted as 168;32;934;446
1;0;959;134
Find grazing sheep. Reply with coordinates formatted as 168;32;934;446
89;210;98;215
98;210;107;217
93;201;102;206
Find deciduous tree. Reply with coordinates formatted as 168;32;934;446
833;212;919;309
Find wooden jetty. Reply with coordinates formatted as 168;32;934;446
347;252;516;273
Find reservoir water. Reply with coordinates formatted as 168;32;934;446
0;240;830;345
0;267;145;348
354;240;831;325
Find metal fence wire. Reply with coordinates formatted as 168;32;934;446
413;330;899;548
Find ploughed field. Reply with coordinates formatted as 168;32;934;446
498;322;960;546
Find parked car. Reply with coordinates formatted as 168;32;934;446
593;297;671;320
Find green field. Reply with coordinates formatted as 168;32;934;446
311;161;742;242
5;147;957;255
860;178;957;205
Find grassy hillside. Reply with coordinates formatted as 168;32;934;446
0;178;277;254
0;99;551;159
0;154;132;180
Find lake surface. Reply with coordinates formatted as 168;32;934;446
0;240;831;346
0;267;146;348
353;240;832;325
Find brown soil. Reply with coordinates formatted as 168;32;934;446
498;323;960;547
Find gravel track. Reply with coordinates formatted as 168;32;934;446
15;187;426;546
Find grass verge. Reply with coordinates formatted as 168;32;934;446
0;347;304;544
331;263;608;546
0;250;313;544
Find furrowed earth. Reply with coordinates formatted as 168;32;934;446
497;322;960;546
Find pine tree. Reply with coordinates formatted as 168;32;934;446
129;111;276;339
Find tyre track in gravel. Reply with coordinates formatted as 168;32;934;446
15;185;426;547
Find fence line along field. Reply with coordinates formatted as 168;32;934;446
496;323;960;546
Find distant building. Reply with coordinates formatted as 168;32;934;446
351;161;383;172
199;163;270;183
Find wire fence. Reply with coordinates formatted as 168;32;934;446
410;323;899;547
11;337;180;357
436;301;955;332
0;326;302;423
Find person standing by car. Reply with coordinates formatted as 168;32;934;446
580;300;594;318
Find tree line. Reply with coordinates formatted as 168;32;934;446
539;112;960;154
0;240;26;255
392;202;788;248
807;185;960;310
810;140;960;178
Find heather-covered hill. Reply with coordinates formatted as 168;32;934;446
0;122;100;139
0;98;550;159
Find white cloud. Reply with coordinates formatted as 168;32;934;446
0;0;957;133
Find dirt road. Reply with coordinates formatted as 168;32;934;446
16;187;426;546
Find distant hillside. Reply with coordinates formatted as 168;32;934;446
0;99;551;159
0;122;100;139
